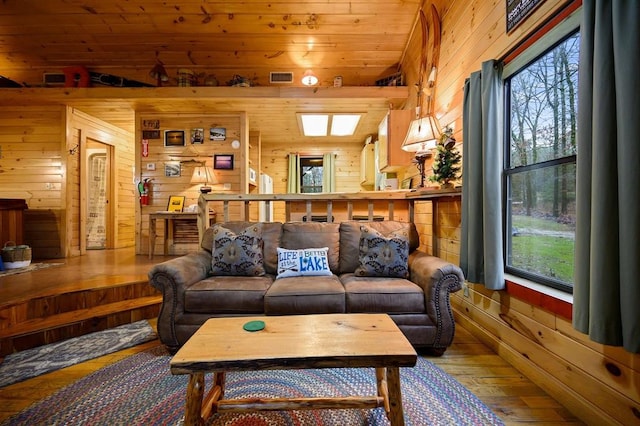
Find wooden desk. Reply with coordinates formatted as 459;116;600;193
149;211;214;259
170;314;417;426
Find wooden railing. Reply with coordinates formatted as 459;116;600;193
196;189;461;249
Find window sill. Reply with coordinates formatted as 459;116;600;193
504;273;573;320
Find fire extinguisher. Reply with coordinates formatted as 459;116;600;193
138;178;152;205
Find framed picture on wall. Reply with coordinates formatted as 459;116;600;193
164;162;181;177
164;130;185;147
210;127;226;141
167;195;185;212
213;154;234;170
191;128;204;144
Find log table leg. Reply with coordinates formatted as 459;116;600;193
386;367;405;426
376;367;391;413
184;372;205;426
148;216;157;259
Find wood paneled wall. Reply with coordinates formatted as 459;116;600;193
67;109;135;254
0;106;65;252
0;106;134;258
404;1;640;424
136;113;244;256
261;140;364;222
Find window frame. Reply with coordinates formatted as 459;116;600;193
502;9;581;294
299;155;324;194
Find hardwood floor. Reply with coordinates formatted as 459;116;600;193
0;249;584;425
0;326;585;425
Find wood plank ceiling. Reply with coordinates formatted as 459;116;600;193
0;1;422;144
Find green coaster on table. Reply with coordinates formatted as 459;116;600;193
243;320;265;332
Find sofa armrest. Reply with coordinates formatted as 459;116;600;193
148;251;212;349
408;250;464;350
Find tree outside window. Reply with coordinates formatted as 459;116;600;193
300;156;323;193
505;31;580;292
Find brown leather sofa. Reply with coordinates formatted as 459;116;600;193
149;220;464;355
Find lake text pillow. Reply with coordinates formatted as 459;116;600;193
276;247;332;279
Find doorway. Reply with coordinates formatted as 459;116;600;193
84;139;113;250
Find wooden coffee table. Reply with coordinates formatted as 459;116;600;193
170;313;417;426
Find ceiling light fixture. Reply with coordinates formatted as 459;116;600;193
301;69;318;86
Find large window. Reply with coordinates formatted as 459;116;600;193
504;24;580;292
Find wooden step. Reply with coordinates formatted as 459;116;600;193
0;279;161;356
0;295;161;339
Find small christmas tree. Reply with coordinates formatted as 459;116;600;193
429;128;461;188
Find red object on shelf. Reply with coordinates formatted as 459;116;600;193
63;65;90;87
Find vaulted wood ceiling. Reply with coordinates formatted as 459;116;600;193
0;0;424;144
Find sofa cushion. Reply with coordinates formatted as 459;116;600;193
281;222;340;273
184;275;273;314
354;225;409;278
341;273;425;314
203;222;282;275
264;275;345;315
276;247;332;279
339;221;420;273
211;224;265;276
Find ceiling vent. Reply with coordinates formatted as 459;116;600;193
43;73;67;85
270;72;294;84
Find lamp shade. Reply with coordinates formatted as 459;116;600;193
401;115;441;153
191;166;217;193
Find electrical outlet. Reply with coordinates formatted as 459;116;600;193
146;163;156;171
223;183;231;190
463;283;470;297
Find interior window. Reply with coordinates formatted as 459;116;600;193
300;156;323;193
504;28;580;293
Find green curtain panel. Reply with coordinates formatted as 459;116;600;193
287;153;300;193
460;60;505;290
573;0;640;353
322;152;336;192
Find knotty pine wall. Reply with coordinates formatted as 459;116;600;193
136;113;244;256
0;106;133;258
260;140;364;222
67;109;135;255
400;1;639;424
0;106;65;258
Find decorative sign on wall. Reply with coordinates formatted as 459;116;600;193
141;139;149;157
506;0;546;33
142;130;160;139
142;119;160;130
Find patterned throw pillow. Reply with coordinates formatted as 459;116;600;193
355;225;409;278
276;247;332;279
211;224;265;276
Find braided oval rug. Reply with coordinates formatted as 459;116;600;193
3;345;504;426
